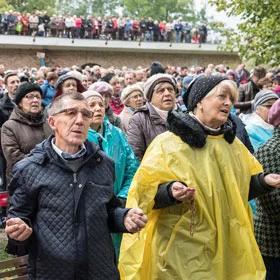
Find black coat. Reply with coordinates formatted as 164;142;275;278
0;93;14;127
7;136;128;280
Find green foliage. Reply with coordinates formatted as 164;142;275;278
0;0;13;13
123;0;196;21
6;0;55;14
55;0;121;17
210;0;280;66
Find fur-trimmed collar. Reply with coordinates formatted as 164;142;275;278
167;110;236;148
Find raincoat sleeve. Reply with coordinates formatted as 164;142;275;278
116;132;139;199
119;134;182;279
119;133;266;280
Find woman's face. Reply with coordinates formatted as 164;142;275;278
62;78;78;95
127;91;144;109
87;96;105;130
19;90;42;115
150;82;176;111
110;79;122;96
196;86;233;128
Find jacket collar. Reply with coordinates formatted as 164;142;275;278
28;135;103;170
167;109;236;148
146;102;167;125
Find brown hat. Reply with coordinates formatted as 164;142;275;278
144;73;177;101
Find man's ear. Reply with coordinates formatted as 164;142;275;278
48;116;56;131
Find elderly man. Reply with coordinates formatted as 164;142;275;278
5;93;147;280
240;89;279;151
124;71;136;87
127;73;177;160
235;66;266;113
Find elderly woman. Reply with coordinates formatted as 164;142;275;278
54;72;85;98
89;81;122;129
119;84;144;132
82;90;139;257
254;99;280;280
119;76;280;279
240;89;278;151
1;82;50;184
127;73;177;160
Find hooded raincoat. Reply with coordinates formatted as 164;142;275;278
87;119;139;257
87;119;139;199
119;131;266;280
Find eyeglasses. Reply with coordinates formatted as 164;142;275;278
24;94;41;100
154;85;176;95
52;107;93;119
130;93;143;100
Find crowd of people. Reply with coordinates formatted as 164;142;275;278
0;10;209;43
0;60;280;279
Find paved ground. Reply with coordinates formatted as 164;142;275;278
0;229;8;260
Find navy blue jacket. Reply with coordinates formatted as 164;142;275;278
7;136;128;280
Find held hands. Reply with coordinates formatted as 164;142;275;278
124;208;148;233
171;182;196;202
5;218;33;241
264;174;280;188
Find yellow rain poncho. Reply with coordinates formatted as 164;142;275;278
119;131;266;280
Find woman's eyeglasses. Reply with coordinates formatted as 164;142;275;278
24;94;42;101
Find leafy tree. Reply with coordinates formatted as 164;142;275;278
6;0;55;13
56;0;121;16
0;0;13;12
210;0;280;66
123;0;196;21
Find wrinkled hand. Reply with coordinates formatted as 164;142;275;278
171;182;196;202
264;174;280;188
124;208;148;233
5;218;33;241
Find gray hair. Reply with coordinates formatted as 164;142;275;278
48;93;86;116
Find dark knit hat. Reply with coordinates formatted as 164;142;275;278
144;73;177;101
15;82;43;105
150;61;165;77
184;75;227;112
101;72;115;84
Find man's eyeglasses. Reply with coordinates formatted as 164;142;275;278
52;107;93;119
24;94;42;100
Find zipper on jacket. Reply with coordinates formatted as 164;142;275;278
73;173;77;183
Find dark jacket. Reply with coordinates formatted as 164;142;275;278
254;127;280;257
235;80;260;113
0;95;15;189
231;113;254;153
7;137;129;279
0;93;15;128
1;107;50;183
127;102;168;160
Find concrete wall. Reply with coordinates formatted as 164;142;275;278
0;35;240;69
